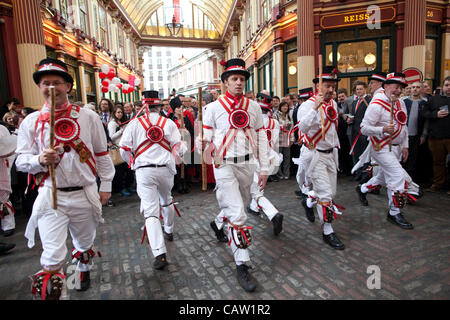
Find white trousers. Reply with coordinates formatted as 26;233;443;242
213;163;255;264
249;172;278;221
361;146;420;215
136;167;175;258
310;152;338;235
295;145;313;194
33;189;98;271
1;202;15;231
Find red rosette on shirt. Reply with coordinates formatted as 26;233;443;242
325;105;338;121
394;110;407;125
54;117;80;142
229;109;250;129
146;126;164;143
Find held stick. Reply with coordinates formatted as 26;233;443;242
389;94;395;152
198;88;207;191
49;86;57;210
180;103;185;179
318;55;325;140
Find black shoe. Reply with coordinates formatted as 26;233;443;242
270;175;280;182
356;185;369;206
3;229;14;237
271;213;283;236
153;253;168;270
301;198;315;222
236;264;256;292
163;230;173;242
323;233;345;250
387;212;413;230
76;271;90;292
210;221;228;243
246;205;260;216
106;199;115;207
0;242;15;254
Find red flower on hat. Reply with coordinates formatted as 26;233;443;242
220;60;227;67
34;64;39;72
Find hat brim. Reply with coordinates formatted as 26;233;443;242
221;70;250;82
33;70;74;88
368;77;385;82
383;80;407;88
312;78;340;84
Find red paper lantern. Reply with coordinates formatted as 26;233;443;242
101;86;109;93
128;87;135;93
117;83;122;89
99;72;107;79
107;71;115;80
102;80;110;87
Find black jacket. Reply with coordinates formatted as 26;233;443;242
421;94;450;139
403;98;426;137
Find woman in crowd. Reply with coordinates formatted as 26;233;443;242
108;105;134;197
276;102;294;179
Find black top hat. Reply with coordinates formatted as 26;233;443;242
383;72;407;88
256;92;272;110
169;96;182;109
220;58;250;82
312;66;340;83
142;90;163;106
298;87;314;99
33;58;74;88
368;72;387;83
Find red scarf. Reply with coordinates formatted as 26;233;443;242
38;101;71;123
225;91;244;108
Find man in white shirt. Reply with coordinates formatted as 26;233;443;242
120;90;186;271
16;58;115;299
298;66;345;250
197;58;269;292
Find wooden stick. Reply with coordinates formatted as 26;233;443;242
318;55;325;140
49;86;57;210
198;88;207;191
389;94;395;152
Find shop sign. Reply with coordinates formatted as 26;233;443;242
320;6;396;29
426;7;443;23
402;67;423;84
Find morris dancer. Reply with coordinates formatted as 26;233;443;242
16;58;114;299
120;90;187;270
247;92;284;236
197;58;270;292
0;125;16;237
298;66;345;250
354;73;420;229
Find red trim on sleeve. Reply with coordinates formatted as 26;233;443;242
94;151;109;157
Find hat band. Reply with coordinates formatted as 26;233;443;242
143;98;162;104
38;63;68;73
386;76;405;83
371;75;386;81
317;73;337;79
258;102;271;109
225;65;246;72
299;93;312;98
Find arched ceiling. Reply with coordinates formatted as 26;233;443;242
117;0;233;35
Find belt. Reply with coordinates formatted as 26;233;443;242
57;186;84;192
224;154;250;163
392;144;399;146
316;148;334;154
136;164;167;169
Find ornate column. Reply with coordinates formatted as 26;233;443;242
442;8;450;80
272;41;284;97
12;0;47;108
297;0;315;90
402;0;426;72
78;61;87;104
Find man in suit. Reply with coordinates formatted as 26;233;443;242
349;81;372;165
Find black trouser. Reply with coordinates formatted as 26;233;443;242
112;162;132;193
403;135;420;180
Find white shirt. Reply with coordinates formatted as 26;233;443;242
298;97;340;150
119;112;182;174
15;106;114;192
107;120;124;145
360;92;408;149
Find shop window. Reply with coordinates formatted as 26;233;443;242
258;54;273;94
99;7;107;48
326;44;333;66
286;50;297;93
381;39;390;73
336;41;377;73
245;67;254;93
59;0;69;21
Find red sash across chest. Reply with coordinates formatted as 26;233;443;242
135;115;171;158
212;95;257;163
302;97;338;149
33;105;104;187
368;98;406;151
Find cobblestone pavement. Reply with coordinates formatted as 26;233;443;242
1;175;449;300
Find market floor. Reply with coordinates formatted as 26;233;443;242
0;175;449;300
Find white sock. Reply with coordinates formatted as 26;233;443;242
323;222;334;235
